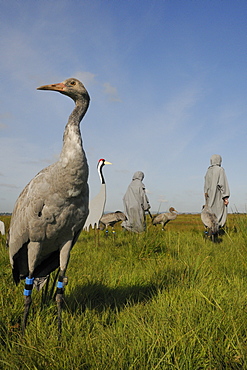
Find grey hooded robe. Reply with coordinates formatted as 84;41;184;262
204;154;230;227
122;171;150;233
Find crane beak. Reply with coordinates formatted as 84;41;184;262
37;82;66;92
104;161;112;165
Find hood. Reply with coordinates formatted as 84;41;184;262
210;154;222;166
132;171;144;181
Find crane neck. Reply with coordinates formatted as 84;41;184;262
68;96;89;126
61;97;89;157
98;164;105;184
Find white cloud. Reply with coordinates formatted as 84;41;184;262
103;82;121;102
74;71;97;87
74;72;121;103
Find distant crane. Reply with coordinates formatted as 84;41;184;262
84;159;112;231
0;220;5;235
152;207;178;230
99;211;127;231
7;78;90;334
201;199;219;242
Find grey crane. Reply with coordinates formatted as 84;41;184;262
201;199;219;242
99;211;127;231
152;207;178;230
7;78;90;333
83;159;112;231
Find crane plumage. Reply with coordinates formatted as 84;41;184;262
7;77;90;333
152;207;178;230
99;211;127;231
83;159;112;231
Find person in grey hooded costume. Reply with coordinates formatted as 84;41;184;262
122;171;151;233
204;154;230;228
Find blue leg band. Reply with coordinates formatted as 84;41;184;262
25;277;34;285
57;281;64;289
24;277;34;296
24;289;32;296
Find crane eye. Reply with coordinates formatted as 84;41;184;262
70;81;76;86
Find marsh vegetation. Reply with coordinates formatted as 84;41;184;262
0;213;247;369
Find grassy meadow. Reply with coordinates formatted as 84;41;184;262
0;213;247;369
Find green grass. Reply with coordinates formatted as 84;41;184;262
0;214;247;369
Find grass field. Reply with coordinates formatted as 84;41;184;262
0;213;247;369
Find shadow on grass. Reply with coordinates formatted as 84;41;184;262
32;260;204;319
65;266;184;314
66;281;159;313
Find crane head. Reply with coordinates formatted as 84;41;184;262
37;78;90;103
98;159;112;167
97;159;112;185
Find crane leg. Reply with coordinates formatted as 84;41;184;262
56;273;68;338
22;277;34;333
56;240;71;337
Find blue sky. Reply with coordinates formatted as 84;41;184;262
0;0;247;214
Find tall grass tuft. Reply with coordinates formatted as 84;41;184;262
0;214;247;369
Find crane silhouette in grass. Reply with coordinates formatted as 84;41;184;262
7;78;90;334
99;211;127;232
152;207;178;230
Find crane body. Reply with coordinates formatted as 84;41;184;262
201;203;219;241
7;78;90;333
152;207;178;230
99;211;127;231
84;159;111;231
